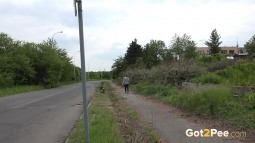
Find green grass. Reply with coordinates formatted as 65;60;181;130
68;82;124;143
126;107;139;120
193;61;255;86
191;73;223;84
0;85;44;98
132;83;255;129
68;82;160;143
0;80;83;98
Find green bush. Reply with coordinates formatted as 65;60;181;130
165;86;232;116
119;60;205;85
0;72;14;88
216;62;255;86
193;73;222;84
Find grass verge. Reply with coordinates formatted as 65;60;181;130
67;81;159;143
0;85;44;98
108;83;159;143
68;81;124;143
0;80;82;98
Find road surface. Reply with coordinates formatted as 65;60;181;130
0;81;99;143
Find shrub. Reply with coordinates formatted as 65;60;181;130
193;73;222;84
207;60;235;72
120;60;205;85
216;62;255;86
0;72;14;88
168;86;232;116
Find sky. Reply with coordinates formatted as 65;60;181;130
1;0;255;71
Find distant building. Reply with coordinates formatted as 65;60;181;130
196;47;211;55
238;47;248;55
196;46;247;56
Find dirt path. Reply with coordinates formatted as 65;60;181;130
111;83;242;143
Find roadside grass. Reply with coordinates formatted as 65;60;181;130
131;83;255;130
0;85;44;98
68;81;124;143
68;81;160;143
0;80;82;98
108;83;159;143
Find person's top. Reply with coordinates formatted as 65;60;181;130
123;76;129;85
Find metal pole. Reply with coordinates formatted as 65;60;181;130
51;31;63;39
75;0;90;142
51;31;63;48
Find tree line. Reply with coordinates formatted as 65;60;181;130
0;32;81;88
111;29;255;80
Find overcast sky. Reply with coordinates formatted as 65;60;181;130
1;0;255;71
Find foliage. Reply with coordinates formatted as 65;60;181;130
111;36;199;80
169;34;197;60
0;85;44;97
207;59;235;72
124;39;143;66
193;61;255;86
68;82;124;143
192;73;222;84
133;83;255;128
216;62;255;86
111;56;126;79
205;29;222;54
119;60;205;85
143;40;166;68
132;84;178;98
121;68;149;84
0;32;77;88
244;34;255;58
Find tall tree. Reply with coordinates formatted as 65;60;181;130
111;56;126;79
169;34;197;60
205;29;222;54
0;33;15;87
244;34;255;58
143;40;166;68
124;39;143;65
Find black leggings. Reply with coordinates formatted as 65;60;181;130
124;84;129;93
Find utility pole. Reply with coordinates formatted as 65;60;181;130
74;0;90;143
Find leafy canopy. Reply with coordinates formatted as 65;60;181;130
169;34;197;60
205;29;222;54
244;34;255;58
143;40;166;68
124;39;143;65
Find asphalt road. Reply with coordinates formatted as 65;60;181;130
0;81;100;143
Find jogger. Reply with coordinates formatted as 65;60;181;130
123;75;130;94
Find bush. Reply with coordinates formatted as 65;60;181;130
119;60;205;85
193;73;222;84
132;84;177;97
168;86;232;115
216;62;255;86
0;72;14;88
207;60;235;72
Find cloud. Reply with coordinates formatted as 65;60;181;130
1;0;255;71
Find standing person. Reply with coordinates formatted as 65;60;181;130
123;75;130;94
